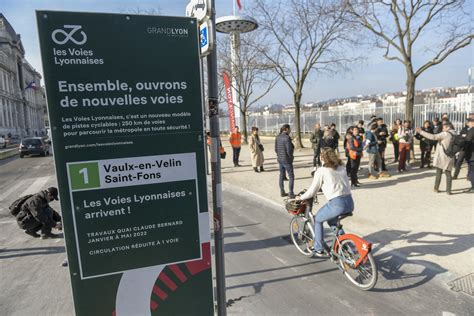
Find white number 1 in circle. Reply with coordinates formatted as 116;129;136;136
79;168;89;184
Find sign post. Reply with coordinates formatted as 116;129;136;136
37;11;213;315
186;0;227;314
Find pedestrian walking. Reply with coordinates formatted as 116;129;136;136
365;123;390;179
453;121;469;179
275;124;295;197
309;123;323;175
15;187;62;239
398;120;413;172
348;127;363;187
416;121;456;195
249;127;264;173
229;126;242;167
415;120;433;168
389;119;402;162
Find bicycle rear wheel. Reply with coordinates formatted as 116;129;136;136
338;239;377;290
289;216;314;256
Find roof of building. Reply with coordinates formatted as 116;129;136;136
0;13;25;55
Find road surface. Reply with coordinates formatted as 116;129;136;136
0;155;472;315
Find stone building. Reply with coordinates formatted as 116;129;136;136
0;13;46;139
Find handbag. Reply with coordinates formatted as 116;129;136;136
258;144;264;152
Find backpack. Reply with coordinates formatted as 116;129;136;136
9;194;33;216
442;132;464;158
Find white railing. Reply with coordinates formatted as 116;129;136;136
218;103;472;134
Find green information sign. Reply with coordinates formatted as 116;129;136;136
37;11;213;315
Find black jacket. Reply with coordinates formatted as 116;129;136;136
415;126;433;150
321;136;338;150
465;127;474;162
375;124;389;146
17;191;58;229
433;123;442;134
275;132;294;164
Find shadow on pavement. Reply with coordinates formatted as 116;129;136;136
0;246;65;259
365;229;473;292
226;261;322;279
224;235;290;253
226;267;337;292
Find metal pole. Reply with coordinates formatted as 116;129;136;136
207;1;227;314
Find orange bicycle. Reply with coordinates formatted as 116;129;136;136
286;195;378;290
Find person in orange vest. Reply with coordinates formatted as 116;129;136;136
229;126;242;167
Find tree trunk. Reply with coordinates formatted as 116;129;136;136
405;69;416;122
241;108;248;144
293;92;304;149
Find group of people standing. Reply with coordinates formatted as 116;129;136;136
337;117;391;186
220;113;474;197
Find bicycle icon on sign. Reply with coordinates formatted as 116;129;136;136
52;25;87;45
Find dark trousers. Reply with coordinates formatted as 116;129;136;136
453;151;466;178
374;145;387;171
350;156;361;184
392;141;399;161
313;147;321;167
468;160;474;188
279;161;294;195
420;148;432;167
345;155;351;176
434;168;452;193
232;147;241;165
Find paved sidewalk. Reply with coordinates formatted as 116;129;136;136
219;136;474;286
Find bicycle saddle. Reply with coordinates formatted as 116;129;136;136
337;213;353;220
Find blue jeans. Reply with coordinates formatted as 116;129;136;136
232;147;241;165
278;161;294;195
314;194;354;252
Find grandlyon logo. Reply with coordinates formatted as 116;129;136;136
52;25;87;45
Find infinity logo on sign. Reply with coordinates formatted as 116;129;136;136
52;25;87;45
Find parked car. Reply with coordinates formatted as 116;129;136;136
19;137;51;158
0;136;6;148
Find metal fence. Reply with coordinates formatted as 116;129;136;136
219;104;472;135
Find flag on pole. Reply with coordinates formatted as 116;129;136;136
237;0;242;10
25;81;38;90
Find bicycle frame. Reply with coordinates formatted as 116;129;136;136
302;198;372;268
332;234;372;268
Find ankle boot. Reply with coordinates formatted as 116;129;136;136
259;166;265;172
253;167;260;173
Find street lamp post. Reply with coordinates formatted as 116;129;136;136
216;15;258;131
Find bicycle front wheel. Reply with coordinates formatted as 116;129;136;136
338;239;378;290
289;216;314;256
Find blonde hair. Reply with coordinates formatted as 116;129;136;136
321;147;343;169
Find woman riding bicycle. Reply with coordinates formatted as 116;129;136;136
296;147;354;257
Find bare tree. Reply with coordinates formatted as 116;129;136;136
347;0;473;121
252;0;357;148
218;33;279;143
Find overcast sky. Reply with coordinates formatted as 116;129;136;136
2;0;473;105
